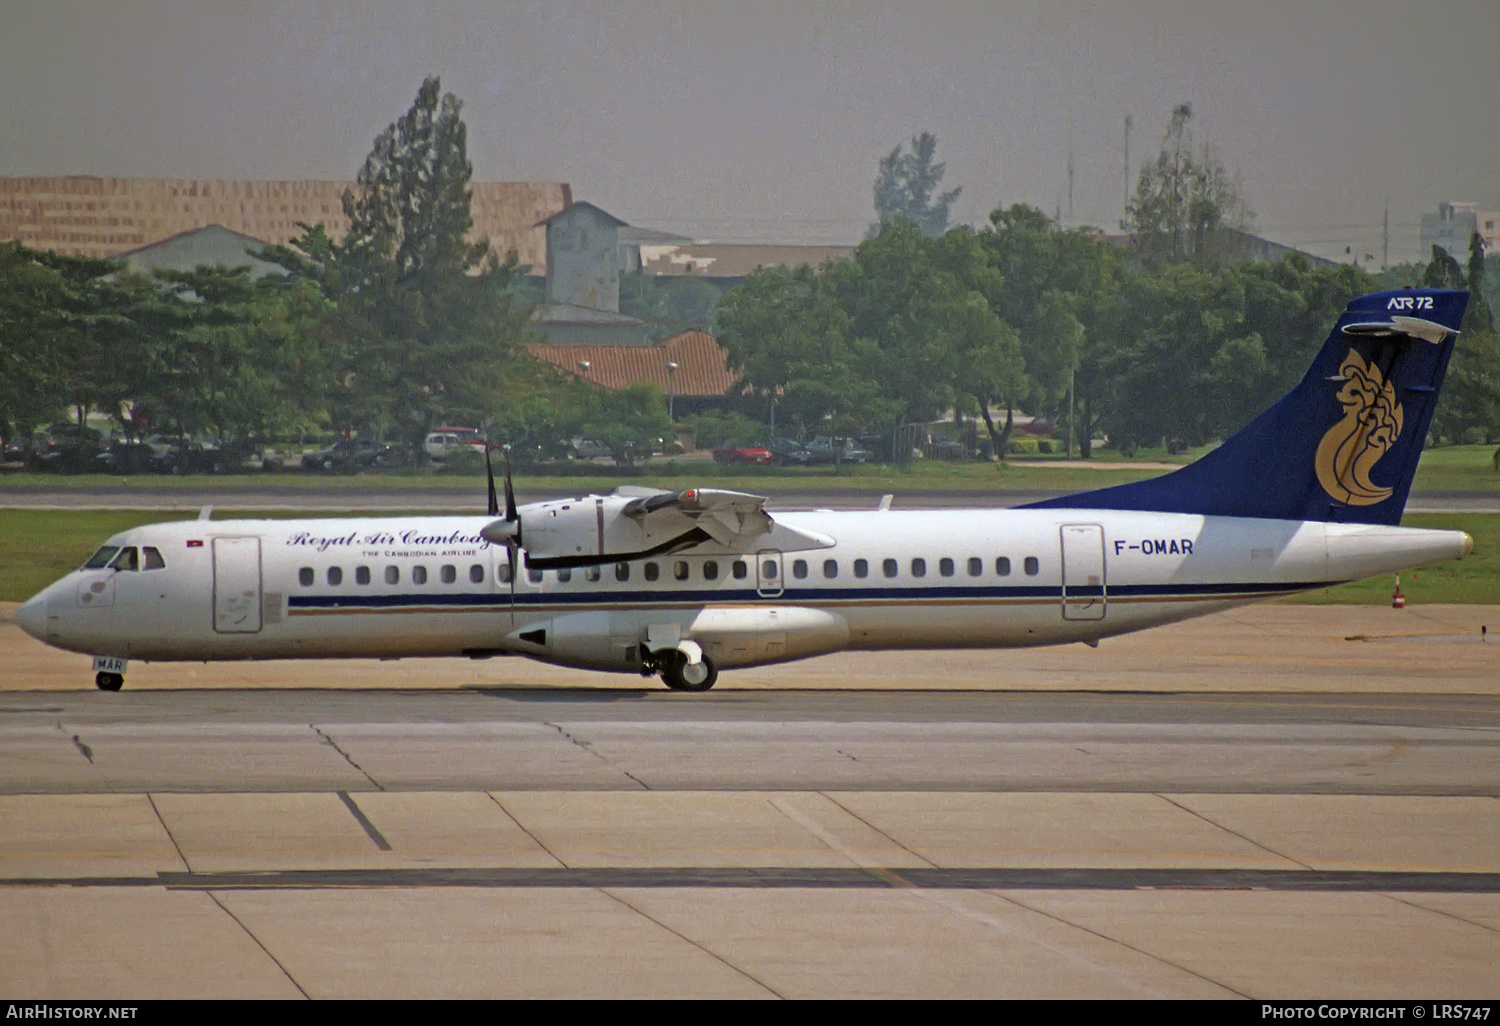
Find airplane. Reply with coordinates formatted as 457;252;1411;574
12;288;1476;693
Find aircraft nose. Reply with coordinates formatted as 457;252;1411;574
14;592;48;641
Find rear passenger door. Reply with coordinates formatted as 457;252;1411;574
1060;524;1106;621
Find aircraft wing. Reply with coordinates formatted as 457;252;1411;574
500;486;833;569
620;487;774;545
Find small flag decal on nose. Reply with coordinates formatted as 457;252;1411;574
187;540;204;548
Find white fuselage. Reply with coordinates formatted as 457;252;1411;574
17;507;1471;676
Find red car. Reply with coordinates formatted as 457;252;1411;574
711;442;774;465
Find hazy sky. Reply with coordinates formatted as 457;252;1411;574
4;1;1498;263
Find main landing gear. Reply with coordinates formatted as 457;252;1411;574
95;672;124;692
653;650;719;692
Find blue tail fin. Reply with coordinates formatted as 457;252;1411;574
1024;288;1467;525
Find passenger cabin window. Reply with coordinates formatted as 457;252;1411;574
674;560;689;581
1024;556;1040;576
83;546;120;570
585;566;601;583
497;563;512;584
142;547;166;571
939;558;954;577
385;566;400;585
356;566;371;585
967;557;982;577
440;564;456;584
557;568;572;583
761;559;779;580
412;565;428;585
732;560;748;580
823;559;838;579
910;558;926;578
328;567;343;586
299;567;314;587
109;547;139;571
644;562;660;582
703;561;719;581
792;559;808;579
996;557;1011;576
524;566;541;584
882;558;898;578
615;563;630;582
854;558;868;579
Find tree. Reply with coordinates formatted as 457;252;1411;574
717;263;887;440
273;77;534;450
147;266;341;447
618;272;726;343
582;383;674;466
1126;103;1252;267
1425;239;1500;443
976;205;1125;457
870;132;962;238
0;243;70;438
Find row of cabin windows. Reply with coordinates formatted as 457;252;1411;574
299;563;487;587
295;554;1042;588
785;556;1040;580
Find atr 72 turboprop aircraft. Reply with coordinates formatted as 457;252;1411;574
13;289;1476;692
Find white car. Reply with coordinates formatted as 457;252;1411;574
424;431;485;461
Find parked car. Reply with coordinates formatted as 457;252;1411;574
301;438;402;473
804;437;873;465
424;430;487;462
149;438;241;475
28;425;105;473
566;438;611;460
93;440;159;474
928;439;975;461
767;438;813;467
712;441;774;465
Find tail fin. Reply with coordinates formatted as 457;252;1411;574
1024;288;1467;525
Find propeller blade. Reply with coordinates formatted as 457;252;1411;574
503;445;518;525
485;444;499;517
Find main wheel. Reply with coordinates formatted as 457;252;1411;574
95;672;123;692
660;652;718;692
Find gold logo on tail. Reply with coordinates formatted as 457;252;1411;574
1315;349;1403;505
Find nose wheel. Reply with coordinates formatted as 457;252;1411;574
95;672;124;692
660;652;718;692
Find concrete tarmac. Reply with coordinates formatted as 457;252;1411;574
2;603;1498;999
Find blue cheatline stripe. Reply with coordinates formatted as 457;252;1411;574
286;579;1331;612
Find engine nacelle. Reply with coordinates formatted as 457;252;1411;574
507;605;850;672
513;495;705;566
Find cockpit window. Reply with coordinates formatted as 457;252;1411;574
108;547;139;571
142;546;166;570
83;546;120;570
